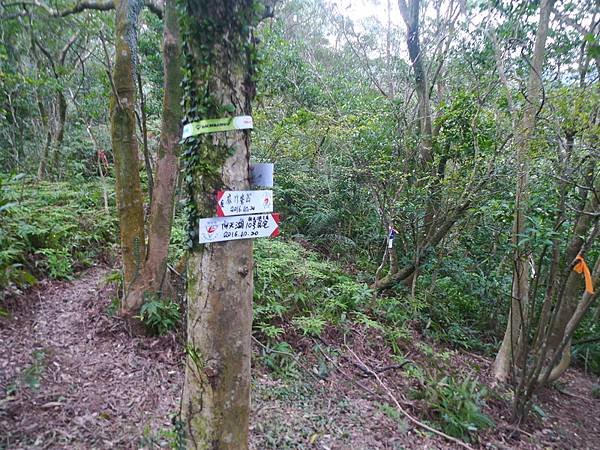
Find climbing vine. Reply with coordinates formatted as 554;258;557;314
178;0;265;250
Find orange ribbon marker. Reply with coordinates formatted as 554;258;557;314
573;255;595;295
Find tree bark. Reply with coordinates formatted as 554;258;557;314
492;0;555;383
110;0;147;301
52;90;67;175
137;70;154;204
180;1;261;448
398;0;433;167
541;175;599;382
36;93;52;180
122;0;182;314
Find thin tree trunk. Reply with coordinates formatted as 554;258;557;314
492;0;555;383
398;0;433;167
398;0;436;245
110;0;147;303
541;174;599;382
137;70;154;204
31;38;52;181
52;90;67;176
86;125;110;213
36;94;52;180
122;0;182;314
30;32;78;179
180;1;261;447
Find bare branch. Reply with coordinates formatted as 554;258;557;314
32;37;57;75
2;0;163;18
59;31;81;66
59;0;115;17
334;15;390;98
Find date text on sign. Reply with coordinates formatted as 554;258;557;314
199;213;280;244
216;190;273;217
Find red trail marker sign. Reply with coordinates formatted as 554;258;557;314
216;190;273;217
199;213;280;244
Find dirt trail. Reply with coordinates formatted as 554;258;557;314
2;268;600;449
0;266;182;449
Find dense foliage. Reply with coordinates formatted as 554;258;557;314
1;0;599;442
0;175;117;302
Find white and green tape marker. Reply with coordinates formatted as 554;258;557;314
182;115;253;139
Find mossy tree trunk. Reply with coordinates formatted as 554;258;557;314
122;0;182;313
110;0;147;301
179;1;263;448
20;0;174;318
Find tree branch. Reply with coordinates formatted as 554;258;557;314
2;0;163;18
345;345;474;450
59;31;81;66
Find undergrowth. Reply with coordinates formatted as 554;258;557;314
138;295;181;336
253;239;373;340
253;238;498;362
0;174;117;304
413;374;494;441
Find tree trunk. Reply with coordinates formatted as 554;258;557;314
180;1;261;448
52;90;67;176
492;0;555;383
30;32;78;179
137;70;154;204
370;0;446;293
122;0;182;314
398;0;432;167
36;94;52;180
541;174;599;382
111;0;147;302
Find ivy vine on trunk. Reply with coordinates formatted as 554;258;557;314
178;0;268;447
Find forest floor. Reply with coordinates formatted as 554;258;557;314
1;266;600;449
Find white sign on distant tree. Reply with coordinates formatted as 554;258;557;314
199;213;280;244
249;163;274;187
216;190;273;217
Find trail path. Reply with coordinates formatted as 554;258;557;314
2;267;600;449
0;266;182;449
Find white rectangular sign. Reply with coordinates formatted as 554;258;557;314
249;163;274;187
182;115;253;139
216;190;273;217
199;213;280;244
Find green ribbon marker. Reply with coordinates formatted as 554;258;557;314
182;115;253;139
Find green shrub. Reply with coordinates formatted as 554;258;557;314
0;175;117;296
259;341;299;378
138;297;180;335
35;248;72;279
410;273;501;354
572;321;600;375
253;239;373;338
292;315;327;336
414;374;494;441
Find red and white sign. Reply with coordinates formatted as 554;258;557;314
216;190;273;217
199;213;280;244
